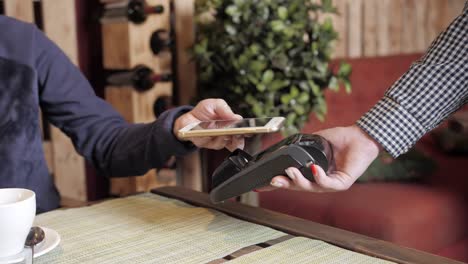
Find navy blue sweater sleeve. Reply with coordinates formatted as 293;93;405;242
34;26;195;177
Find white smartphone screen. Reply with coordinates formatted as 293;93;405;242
191;117;276;130
178;117;285;138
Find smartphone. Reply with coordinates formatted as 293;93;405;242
177;117;285;139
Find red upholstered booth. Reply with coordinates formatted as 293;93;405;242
257;54;468;262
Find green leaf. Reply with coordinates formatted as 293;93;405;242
280;94;291;105
315;111;325;122
311;42;319;54
245;94;256;105
262;70;274;84
233;86;242;94
278;6;288;20
193;44;205;55
249;60;267;73
344;79;352;94
338;62;352;77
249;44;261;54
293;104;305;115
270;20;286;32
317;97;328;114
270;80;290;91
290;86;299;98
316;61;328;76
304;69;315;79
247;74;259;85
308;81;321;96
271;53;289;69
322;17;334;32
328;76;339;91
225;5;239;17
225;24;237;35
321;0;336;13
252;103;264;116
297;92;310;104
238;54;248;66
286;112;297;126
257;84;267;92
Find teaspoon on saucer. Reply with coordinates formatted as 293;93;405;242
24;227;45;264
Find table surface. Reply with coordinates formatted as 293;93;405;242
31;186;462;264
152;187;462;264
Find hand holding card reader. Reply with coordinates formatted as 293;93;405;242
210;134;334;203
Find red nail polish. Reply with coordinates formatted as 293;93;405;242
310;164;317;176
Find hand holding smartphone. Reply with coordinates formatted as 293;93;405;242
177;117;285;139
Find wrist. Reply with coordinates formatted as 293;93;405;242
171;107;193;142
351;124;381;159
173;116;186;141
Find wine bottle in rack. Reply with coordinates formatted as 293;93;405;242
153;96;173;118
102;0;164;24
150;29;172;55
107;65;172;92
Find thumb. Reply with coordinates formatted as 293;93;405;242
210;99;240;120
312;164;353;191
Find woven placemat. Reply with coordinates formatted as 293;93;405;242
228;237;395;264
33;193;285;264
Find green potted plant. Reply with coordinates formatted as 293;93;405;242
193;0;351;134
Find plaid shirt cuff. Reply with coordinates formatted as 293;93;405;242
356;96;426;158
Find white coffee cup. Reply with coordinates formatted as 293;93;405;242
0;188;36;258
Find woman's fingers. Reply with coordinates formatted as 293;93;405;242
225;135;245;152
312;165;354;191
284;167;327;192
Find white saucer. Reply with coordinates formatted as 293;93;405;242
0;227;60;264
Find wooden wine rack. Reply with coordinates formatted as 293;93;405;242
100;0;176;196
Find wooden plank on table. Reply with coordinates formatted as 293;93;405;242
206;260;227;264
225;245;264;259
41;0;87;202
174;0;203;191
363;0;378;57
152;186;462;264
346;0;363;58
208;235;295;262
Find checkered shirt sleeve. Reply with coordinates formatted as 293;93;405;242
356;5;468;158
